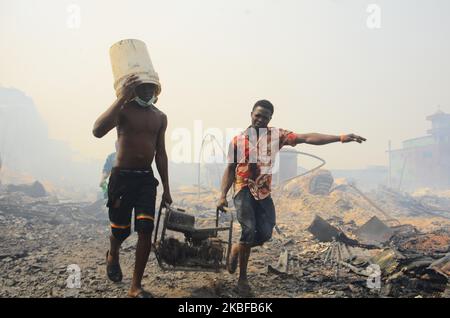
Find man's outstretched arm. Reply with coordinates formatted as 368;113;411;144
155;114;172;207
294;133;366;145
92;75;141;138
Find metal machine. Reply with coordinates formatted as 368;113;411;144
153;204;233;272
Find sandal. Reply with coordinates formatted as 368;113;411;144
129;289;154;298
106;250;123;283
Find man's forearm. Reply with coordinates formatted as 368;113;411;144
156;152;170;192
298;133;340;145
93;97;126;138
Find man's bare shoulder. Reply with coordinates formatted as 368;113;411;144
152;106;167;122
152;106;166;117
148;106;167;132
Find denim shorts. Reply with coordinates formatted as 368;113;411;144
233;187;276;247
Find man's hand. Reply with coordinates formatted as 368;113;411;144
92;76;142;139
341;134;366;144
162;191;173;207
117;75;142;103
217;197;228;213
99;173;107;187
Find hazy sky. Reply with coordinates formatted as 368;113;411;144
1;0;449;169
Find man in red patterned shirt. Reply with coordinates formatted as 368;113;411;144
217;100;366;295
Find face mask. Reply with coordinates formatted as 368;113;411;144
133;94;157;108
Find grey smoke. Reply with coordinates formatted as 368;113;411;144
0;86;101;199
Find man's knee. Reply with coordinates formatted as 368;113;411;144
135;220;154;237
240;225;257;246
111;227;131;243
253;222;275;246
255;231;272;246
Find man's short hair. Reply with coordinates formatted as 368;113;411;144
253;100;274;115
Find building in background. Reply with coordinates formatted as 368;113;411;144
390;110;450;190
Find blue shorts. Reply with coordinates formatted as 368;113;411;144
233;187;276;247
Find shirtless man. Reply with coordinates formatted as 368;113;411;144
93;75;172;298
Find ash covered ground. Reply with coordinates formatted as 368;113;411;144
1;171;450;298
